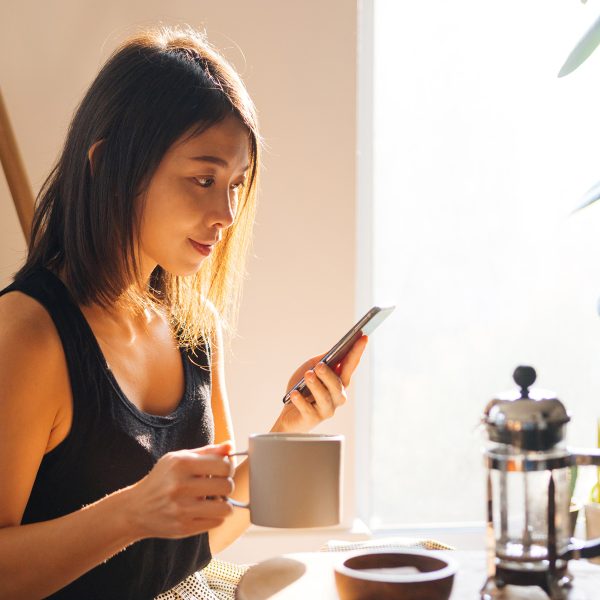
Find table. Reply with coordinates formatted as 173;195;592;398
236;550;600;599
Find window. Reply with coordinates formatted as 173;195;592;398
360;0;600;529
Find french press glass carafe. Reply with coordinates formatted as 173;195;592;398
481;366;600;599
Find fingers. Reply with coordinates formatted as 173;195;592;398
132;444;241;540
167;450;234;478
168;499;234;537
280;337;367;433
290;389;317;417
191;441;233;457
189;498;233;519
159;456;235;529
313;362;344;399
301;362;345;420
289;390;319;429
176;494;235;514
178;475;234;500
296;337;367;421
313;364;345;412
338;335;368;386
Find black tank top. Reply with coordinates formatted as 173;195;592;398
0;268;214;599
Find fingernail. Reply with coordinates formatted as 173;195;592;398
315;362;325;373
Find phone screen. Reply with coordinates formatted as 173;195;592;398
282;305;395;404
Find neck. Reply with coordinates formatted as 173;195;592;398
81;298;159;346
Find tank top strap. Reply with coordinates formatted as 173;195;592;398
1;267;108;432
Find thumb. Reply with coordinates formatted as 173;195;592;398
191;441;234;456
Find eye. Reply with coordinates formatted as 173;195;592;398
231;181;246;192
192;176;215;188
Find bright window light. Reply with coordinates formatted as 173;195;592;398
367;0;600;528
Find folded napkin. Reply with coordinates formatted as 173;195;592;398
321;536;455;552
156;560;251;600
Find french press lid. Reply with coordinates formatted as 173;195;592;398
483;366;570;450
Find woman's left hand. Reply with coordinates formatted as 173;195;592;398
272;335;368;434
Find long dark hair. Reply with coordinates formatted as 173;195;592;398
18;26;260;345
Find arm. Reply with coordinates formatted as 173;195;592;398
207;320;251;554
207;322;368;554
0;293;234;599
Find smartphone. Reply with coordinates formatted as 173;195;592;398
282;305;395;404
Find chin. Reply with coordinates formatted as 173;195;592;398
159;260;205;278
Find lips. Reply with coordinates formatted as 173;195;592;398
189;238;214;257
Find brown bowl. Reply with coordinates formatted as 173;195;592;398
334;550;457;600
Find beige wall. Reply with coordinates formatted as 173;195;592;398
0;1;359;561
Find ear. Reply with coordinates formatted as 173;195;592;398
87;139;105;176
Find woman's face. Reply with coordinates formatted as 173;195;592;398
138;114;250;279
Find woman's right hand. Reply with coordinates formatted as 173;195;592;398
126;442;235;540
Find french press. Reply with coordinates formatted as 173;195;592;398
481;366;600;599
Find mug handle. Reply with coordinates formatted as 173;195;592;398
225;451;250;509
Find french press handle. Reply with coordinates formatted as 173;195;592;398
560;448;600;561
570;448;600;467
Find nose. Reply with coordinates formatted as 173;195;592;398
208;187;236;230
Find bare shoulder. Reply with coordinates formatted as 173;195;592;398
0;290;62;354
0;291;70;526
0;290;67;404
201;297;222;331
196;298;224;372
201;300;233;444
199;298;224;358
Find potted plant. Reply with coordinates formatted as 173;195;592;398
558;6;600;558
559;8;600;210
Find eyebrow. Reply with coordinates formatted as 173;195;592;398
189;155;250;172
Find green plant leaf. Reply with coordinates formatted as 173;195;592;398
568;465;578;501
572;179;600;212
597;419;600;502
558;14;600;77
591;482;600;503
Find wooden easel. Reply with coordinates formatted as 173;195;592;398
0;87;35;245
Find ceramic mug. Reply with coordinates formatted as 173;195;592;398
228;433;343;528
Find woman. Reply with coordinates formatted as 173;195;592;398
0;26;367;599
